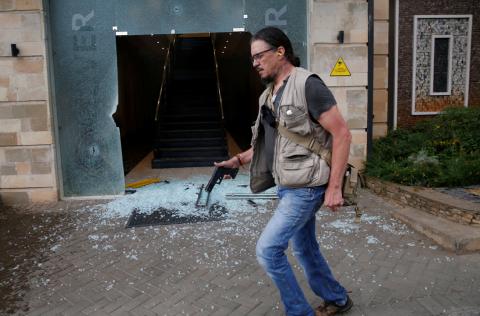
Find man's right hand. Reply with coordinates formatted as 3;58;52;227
214;158;240;179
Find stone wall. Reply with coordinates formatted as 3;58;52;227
310;0;368;169
367;177;480;226
397;0;480;128
0;0;57;204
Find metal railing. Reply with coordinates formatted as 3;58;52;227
154;36;176;122
211;34;225;120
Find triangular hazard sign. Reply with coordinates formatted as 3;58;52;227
330;57;351;77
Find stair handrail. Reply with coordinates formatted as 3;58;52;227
155;35;176;122
211;35;225;121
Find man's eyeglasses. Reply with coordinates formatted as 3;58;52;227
251;47;276;63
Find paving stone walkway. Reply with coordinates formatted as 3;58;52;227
2;189;480;316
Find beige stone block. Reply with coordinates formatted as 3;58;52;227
0;104;13;118
329;87;367;129
14;57;43;73
311;1;368;44
31;162;51;174
15;161;30;174
374;21;389;55
0;75;9;87
24;103;47;117
348;157;365;171
0;87;8;101
0;174;54;188
351;129;367;144
31;147;50;162
7;88;17;101
0;41;43;57
350;143;367;162
0;132;17;146
15;0;42;11
17;131;52;145
0;59;14;75
323;73;368;88
0;190;29;204
21;28;41;43
374;0;389;20
17;87;47;101
1;165;16;175
0;27;17;43
0;118;21;132
11;73;46;101
14;42;43;56
0;13;22;29
11;102;46;118
312;44;368;87
0;148;6;163
20;12;40;26
4;147;29;162
373;122;388;138
0;0;14;11
374;55;388;89
347;89;367;121
349;129;368;167
30;117;48;131
30;188;58;203
373;89;388;122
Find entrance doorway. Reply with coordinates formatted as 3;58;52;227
114;32;263;177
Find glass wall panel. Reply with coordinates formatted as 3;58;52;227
47;0;306;197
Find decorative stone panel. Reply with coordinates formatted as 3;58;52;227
412;16;472;114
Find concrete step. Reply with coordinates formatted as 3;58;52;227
367;177;480;226
390;204;480;254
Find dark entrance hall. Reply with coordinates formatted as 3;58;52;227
115;32;263;174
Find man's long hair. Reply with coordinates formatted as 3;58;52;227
251;27;300;67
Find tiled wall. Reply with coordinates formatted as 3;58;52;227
373;0;389;138
310;0;369;169
0;0;57;204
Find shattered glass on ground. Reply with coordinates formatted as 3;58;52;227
1;176;480;315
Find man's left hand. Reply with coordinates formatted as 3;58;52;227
324;186;344;212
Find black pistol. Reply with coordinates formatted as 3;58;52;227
205;166;239;192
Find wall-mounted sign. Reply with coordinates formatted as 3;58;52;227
330;57;351;76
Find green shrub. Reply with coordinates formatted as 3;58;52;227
366;107;480;187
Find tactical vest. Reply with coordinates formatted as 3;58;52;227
249;67;332;193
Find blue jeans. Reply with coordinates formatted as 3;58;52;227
256;186;347;316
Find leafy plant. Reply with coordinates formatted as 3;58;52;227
366;107;480;187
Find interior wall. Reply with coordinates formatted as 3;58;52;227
214;32;264;150
115;35;170;173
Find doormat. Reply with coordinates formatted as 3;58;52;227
125;204;228;228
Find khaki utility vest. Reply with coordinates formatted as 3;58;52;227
249;67;332;193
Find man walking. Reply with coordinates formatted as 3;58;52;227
215;27;353;316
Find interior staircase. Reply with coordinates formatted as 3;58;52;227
152;37;229;168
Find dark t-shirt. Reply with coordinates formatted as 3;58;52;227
261;75;336;172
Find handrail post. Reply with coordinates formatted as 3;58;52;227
211;34;225;121
155;36;176;122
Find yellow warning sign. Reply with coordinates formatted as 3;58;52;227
330;57;351;77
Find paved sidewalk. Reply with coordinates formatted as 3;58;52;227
2;188;480;316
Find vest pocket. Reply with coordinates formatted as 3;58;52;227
277;159;315;187
278;105;311;136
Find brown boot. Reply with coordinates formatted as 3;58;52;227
315;295;353;316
